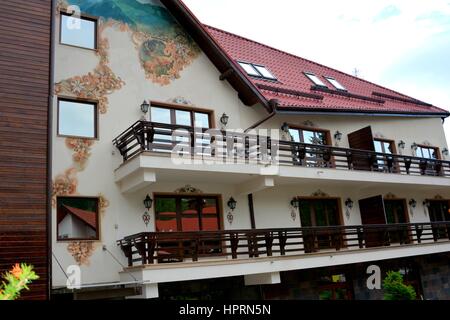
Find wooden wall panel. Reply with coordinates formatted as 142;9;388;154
0;0;52;300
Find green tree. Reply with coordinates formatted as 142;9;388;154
383;271;417;300
0;263;39;300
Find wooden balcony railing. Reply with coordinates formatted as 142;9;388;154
113;121;450;178
117;222;450;267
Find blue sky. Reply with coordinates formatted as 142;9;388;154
184;0;450;143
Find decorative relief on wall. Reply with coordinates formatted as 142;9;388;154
169;96;193;106
67;241;96;266
433;195;444;200
59;0;200;86
303;120;315;127
52;168;78;207
65;138;95;171
98;194;110;217
385;192;397;199
174;185;203;194
311;189;329;197
373;132;385;139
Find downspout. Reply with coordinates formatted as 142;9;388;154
47;0;56;300
244;99;279;133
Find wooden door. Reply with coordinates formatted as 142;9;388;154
348;126;376;170
359;196;387;247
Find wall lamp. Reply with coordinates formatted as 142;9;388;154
334;131;343;142
345;198;354;209
227;197;237;211
411;142;418;151
220;113;229;127
140;100;150;116
290;197;300;209
281;122;290;133
423;200;431;208
398;140;406;150
142;194;153;227
442;148;449;156
408;199;417;208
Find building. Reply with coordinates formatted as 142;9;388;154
1;0;449;300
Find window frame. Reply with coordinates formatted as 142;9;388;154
56;196;100;242
304;72;328;87
149;101;215;129
237;61;278;81
374;138;397;155
153;193;224;232
59;10;99;51
57;97;99;140
324;76;347;91
287;124;331;145
416;144;441;160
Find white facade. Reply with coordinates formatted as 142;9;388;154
51;1;450;297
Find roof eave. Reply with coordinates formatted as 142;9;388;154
160;0;271;112
276;106;450;118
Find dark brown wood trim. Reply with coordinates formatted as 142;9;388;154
55;196;101;242
56;97;99;140
248;194;256;229
58;9;99;51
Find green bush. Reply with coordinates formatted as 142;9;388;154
0;263;39;300
383;271;417;300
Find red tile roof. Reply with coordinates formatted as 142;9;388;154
204;25;449;116
62;205;97;229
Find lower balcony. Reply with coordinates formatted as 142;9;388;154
118;222;450;267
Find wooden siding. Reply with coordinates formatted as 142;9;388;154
0;0;52;300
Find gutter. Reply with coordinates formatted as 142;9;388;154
276;107;450;119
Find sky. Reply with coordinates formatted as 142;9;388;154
183;0;450;143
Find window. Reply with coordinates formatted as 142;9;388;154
155;195;221;232
237;62;260;77
154;195;222;261
325;77;347;91
288;127;328;145
299;199;342;252
58;99;97;139
374;139;394;154
305;73;327;87
237;61;277;80
384;199;410;244
149;104;212;128
416;145;439;159
57;197;99;241
60;12;97;49
253;65;277;80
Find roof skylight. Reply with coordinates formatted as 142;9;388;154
325;77;347;91
237;61;277;80
305;73;327;87
253;65;277;80
238;62;261;77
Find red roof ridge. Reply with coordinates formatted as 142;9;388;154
204;24;437;107
63;205;97;229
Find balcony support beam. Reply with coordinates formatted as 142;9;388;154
244;272;281;286
235;176;275;195
117;168;156;194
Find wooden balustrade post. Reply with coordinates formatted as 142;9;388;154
278;231;287;256
265;232;273;257
230;233;239;259
357;227;364;248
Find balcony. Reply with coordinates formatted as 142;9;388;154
112;121;450;193
117;222;450;267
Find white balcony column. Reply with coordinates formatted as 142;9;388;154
244;272;281;286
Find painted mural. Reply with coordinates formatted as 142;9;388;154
58;0;200;85
54;0;200;265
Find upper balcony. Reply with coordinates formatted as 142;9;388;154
112;121;450;193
